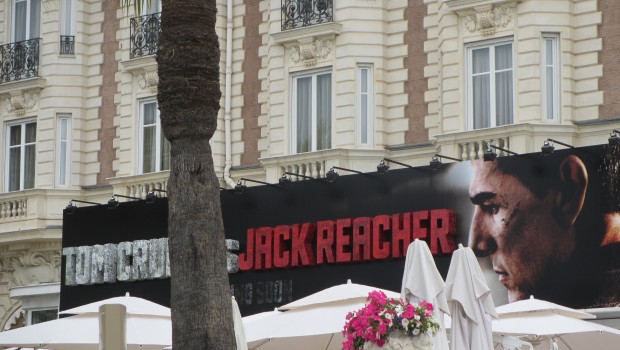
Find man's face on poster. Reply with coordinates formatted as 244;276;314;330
468;160;576;302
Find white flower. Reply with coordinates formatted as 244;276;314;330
414;314;420;320
395;305;403;314
412;328;420;335
385;313;393;320
401;318;409;328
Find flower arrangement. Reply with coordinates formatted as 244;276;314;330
342;291;440;350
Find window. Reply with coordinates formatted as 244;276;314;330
542;34;559;121
13;0;40;41
292;70;332;153
60;0;75;54
61;0;74;36
357;65;374;146
6;121;36;192
467;40;514;129
57;115;71;186
142;0;161;14
30;309;57;325
140;99;170;173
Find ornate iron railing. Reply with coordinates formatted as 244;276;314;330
0;38;40;84
60;35;75;55
281;0;333;31
130;12;161;59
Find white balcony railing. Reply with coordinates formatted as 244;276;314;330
108;171;169;200
0;197;27;221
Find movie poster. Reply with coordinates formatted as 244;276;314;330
60;144;620;315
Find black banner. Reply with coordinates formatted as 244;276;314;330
60;144;620;315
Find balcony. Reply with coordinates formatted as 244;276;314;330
108;171;169;200
130;12;161;59
60;35;75;55
0;39;40;84
0;189;81;242
281;0;333;31
259;149;386;183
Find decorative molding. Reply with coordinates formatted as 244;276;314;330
120;55;157;74
4;90;38;115
271;22;341;45
289;39;332;67
3;308;24;331
139;70;159;92
463;5;514;36
444;0;515;12
1;250;61;288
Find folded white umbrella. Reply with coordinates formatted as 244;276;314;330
233;296;249;350
244;280;400;350
445;244;497;350
401;239;450;350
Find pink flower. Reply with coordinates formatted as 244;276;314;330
342;291;440;349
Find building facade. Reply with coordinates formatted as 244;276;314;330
0;0;618;329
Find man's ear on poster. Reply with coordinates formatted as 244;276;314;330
555;155;588;228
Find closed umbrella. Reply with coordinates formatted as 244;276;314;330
233;296;249;350
401;239;450;350
445;244;497;350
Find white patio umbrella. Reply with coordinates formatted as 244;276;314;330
0;293;172;350
59;292;170;316
492;296;620;350
401;239;450;350
233;296;249;350
445;244;497;350
0;312;171;350
244;280;400;350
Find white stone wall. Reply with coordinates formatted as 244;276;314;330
425;0;602;140
257;0;410;159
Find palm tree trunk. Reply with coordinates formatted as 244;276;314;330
157;0;236;348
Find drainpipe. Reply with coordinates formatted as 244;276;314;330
223;0;236;188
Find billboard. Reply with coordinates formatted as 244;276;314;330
60;144;620;315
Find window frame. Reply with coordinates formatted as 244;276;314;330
12;0;40;42
56;114;71;187
28;308;57;326
291;68;333;154
466;38;515;130
5;119;37;192
356;64;374;147
138;98;169;174
541;33;560;122
142;0;161;15
60;0;75;36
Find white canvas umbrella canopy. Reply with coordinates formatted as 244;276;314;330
495;296;594;319
0;312;171;350
401;239;450;350
492;296;620;350
445;244;497;350
244;280;400;350
0;293;172;350
59;292;170;316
